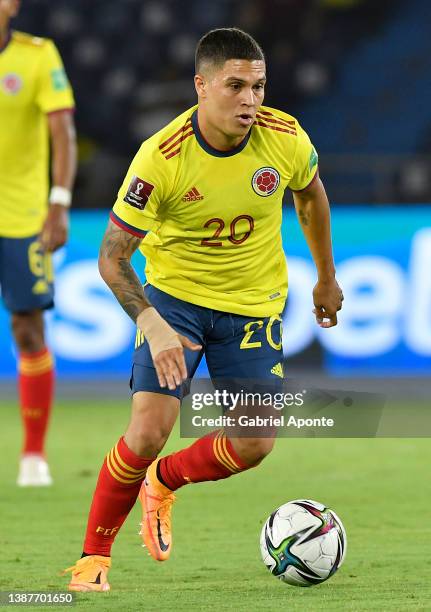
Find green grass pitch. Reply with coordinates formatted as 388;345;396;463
1;397;431;611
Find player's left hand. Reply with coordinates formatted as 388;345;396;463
40;204;69;252
312;278;344;328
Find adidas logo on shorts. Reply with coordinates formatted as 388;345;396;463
271;362;284;378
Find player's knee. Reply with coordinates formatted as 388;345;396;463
126;405;174;456
232;436;275;467
11;313;45;353
128;425;170;457
127;393;179;457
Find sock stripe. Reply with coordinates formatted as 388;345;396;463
218;435;241;473
20;354;52;367
109;449;147;480
219;432;241;471
20;363;52;376
106;449;147;485
106;452;129;484
213;432;240;473
19;354;54;376
212;440;233;473
106;454;144;485
214;431;233;471
19;350;52;365
112;443;149;475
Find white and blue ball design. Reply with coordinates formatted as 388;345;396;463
260;499;347;587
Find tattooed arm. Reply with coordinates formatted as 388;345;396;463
292;178;343;328
98;220;201;389
98;220;149;321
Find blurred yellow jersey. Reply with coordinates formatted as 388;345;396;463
0;31;74;238
111;104;318;317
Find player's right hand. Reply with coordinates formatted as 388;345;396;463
136;307;202;390
153;334;202;391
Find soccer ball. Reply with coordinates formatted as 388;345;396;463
260;499;347;587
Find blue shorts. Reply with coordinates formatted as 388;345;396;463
130;284;284;399
0;235;54;313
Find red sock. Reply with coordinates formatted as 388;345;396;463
158;429;248;491
18;347;54;456
83;437;155;556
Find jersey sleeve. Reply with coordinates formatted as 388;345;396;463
110;143;170;237
35;40;75;113
288;123;319;192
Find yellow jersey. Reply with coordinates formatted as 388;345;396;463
111;104;318;317
0;31;75;238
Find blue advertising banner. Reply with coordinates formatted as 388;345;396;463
0;207;430;377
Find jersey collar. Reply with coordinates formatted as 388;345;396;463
191;109;251;157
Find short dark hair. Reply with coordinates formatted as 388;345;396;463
195;28;265;73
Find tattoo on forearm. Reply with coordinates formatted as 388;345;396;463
100;221;142;258
110;259;147;321
298;208;310;226
100;221;150;322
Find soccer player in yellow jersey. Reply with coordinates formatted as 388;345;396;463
0;0;76;486
65;28;343;591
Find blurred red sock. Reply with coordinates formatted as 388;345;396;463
18;347;54;455
83;437;155;556
158;429;248;490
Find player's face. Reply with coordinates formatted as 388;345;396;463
196;59;266;142
0;0;20;20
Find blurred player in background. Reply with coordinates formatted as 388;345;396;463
0;0;77;486
64;28;342;591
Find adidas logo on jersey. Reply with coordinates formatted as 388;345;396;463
182;187;204;202
271;362;284;378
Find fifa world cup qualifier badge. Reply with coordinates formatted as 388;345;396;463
252;167;280;197
124;176;155;210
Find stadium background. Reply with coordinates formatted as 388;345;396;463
1;0;430;380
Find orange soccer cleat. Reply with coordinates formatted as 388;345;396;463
138;459;176;561
63;555;111;592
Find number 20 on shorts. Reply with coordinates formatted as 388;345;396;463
240;315;283;350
